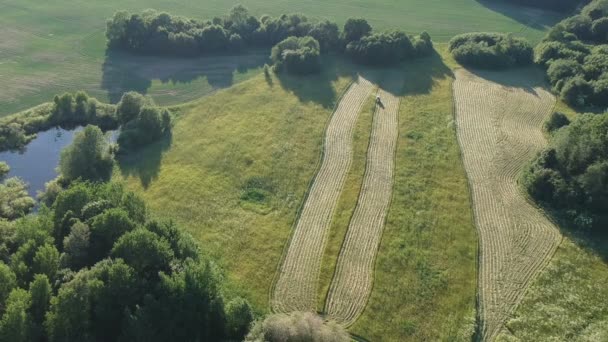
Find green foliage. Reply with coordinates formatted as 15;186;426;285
117;105;172;151
271;36;322;74
0;180;250;341
449;32;533;69
116;91;152;124
0;163;9;180
90;208;136;264
545;112;571;132
111;229;174;278
342;18;372;43
59;125;114;183
0;288;31;342
536;0;608;107
346;30;433;65
0;262;17;311
32;244;60;282
523;113;608;232
245;312;349;342
0;178;35;220
225;297;254;339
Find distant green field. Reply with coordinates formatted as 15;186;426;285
0;0;565;116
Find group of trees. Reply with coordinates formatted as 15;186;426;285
245;312;349;342
0;164;35;220
535;0;608;107
523;112;607;232
0;93;116;152
106;6;435;75
346;30;432;65
0;181;254;341
448;32;533;69
270;36;321;74
115;92;172;150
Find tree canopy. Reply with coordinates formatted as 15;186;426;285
449;32;533;69
59;125;114;183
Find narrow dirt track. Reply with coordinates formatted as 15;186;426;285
272;77;374;313
325;87;399;326
453;69;562;341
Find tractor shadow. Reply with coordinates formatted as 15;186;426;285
116;132;172;189
101;49;268;103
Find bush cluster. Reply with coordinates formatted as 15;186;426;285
522;113;608;233
115;92;172;150
0;93;117;152
0;182;254;341
535;0;608;107
107;7;435;75
106;6;338;56
346;30;432;65
270;36;321;74
448;32;533;69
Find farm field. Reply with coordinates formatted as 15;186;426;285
116;58;357;311
272;76;374;313
454;68;563;340
0;0;566;117
350;52;478;341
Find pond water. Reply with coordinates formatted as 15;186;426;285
0;127;117;197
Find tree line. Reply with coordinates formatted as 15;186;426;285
535;0;608;108
448;32;533;69
106;6;434;74
0;181;254;341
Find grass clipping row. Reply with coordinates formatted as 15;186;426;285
453;69;561;341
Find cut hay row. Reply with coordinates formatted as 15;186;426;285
324;88;399;326
453;69;562;341
272;77;374;313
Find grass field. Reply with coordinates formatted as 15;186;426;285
497;234;608;341
350;52;478;341
0;0;566;117
116;58;357;311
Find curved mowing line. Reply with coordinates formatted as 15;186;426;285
453;69;562;341
324;87;399;326
272;76;374;313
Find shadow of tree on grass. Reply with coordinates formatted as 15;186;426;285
101;49;269;103
117;132;172;189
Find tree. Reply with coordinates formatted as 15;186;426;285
32;244;60;282
89;208;136;263
342;18;371;44
116;92;150;124
225;297;254;339
28;275;52;340
309;20;340;52
62;221;91;270
0;178;35;220
0;262;17;311
0;162;9;180
110;229;174;278
0;288;31;342
271;36;321;74
59;125;114;182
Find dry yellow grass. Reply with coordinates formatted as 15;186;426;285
453;68;562;340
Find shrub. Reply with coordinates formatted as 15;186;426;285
271;36;321;74
346;31;433;65
449;32;533;69
59;125;114;182
545;112;571;132
245;312;349;342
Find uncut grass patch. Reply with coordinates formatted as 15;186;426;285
116;64;354;311
350;52;477;341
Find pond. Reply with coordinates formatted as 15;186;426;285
0;127;117;197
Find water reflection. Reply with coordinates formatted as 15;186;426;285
0;127;117;197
